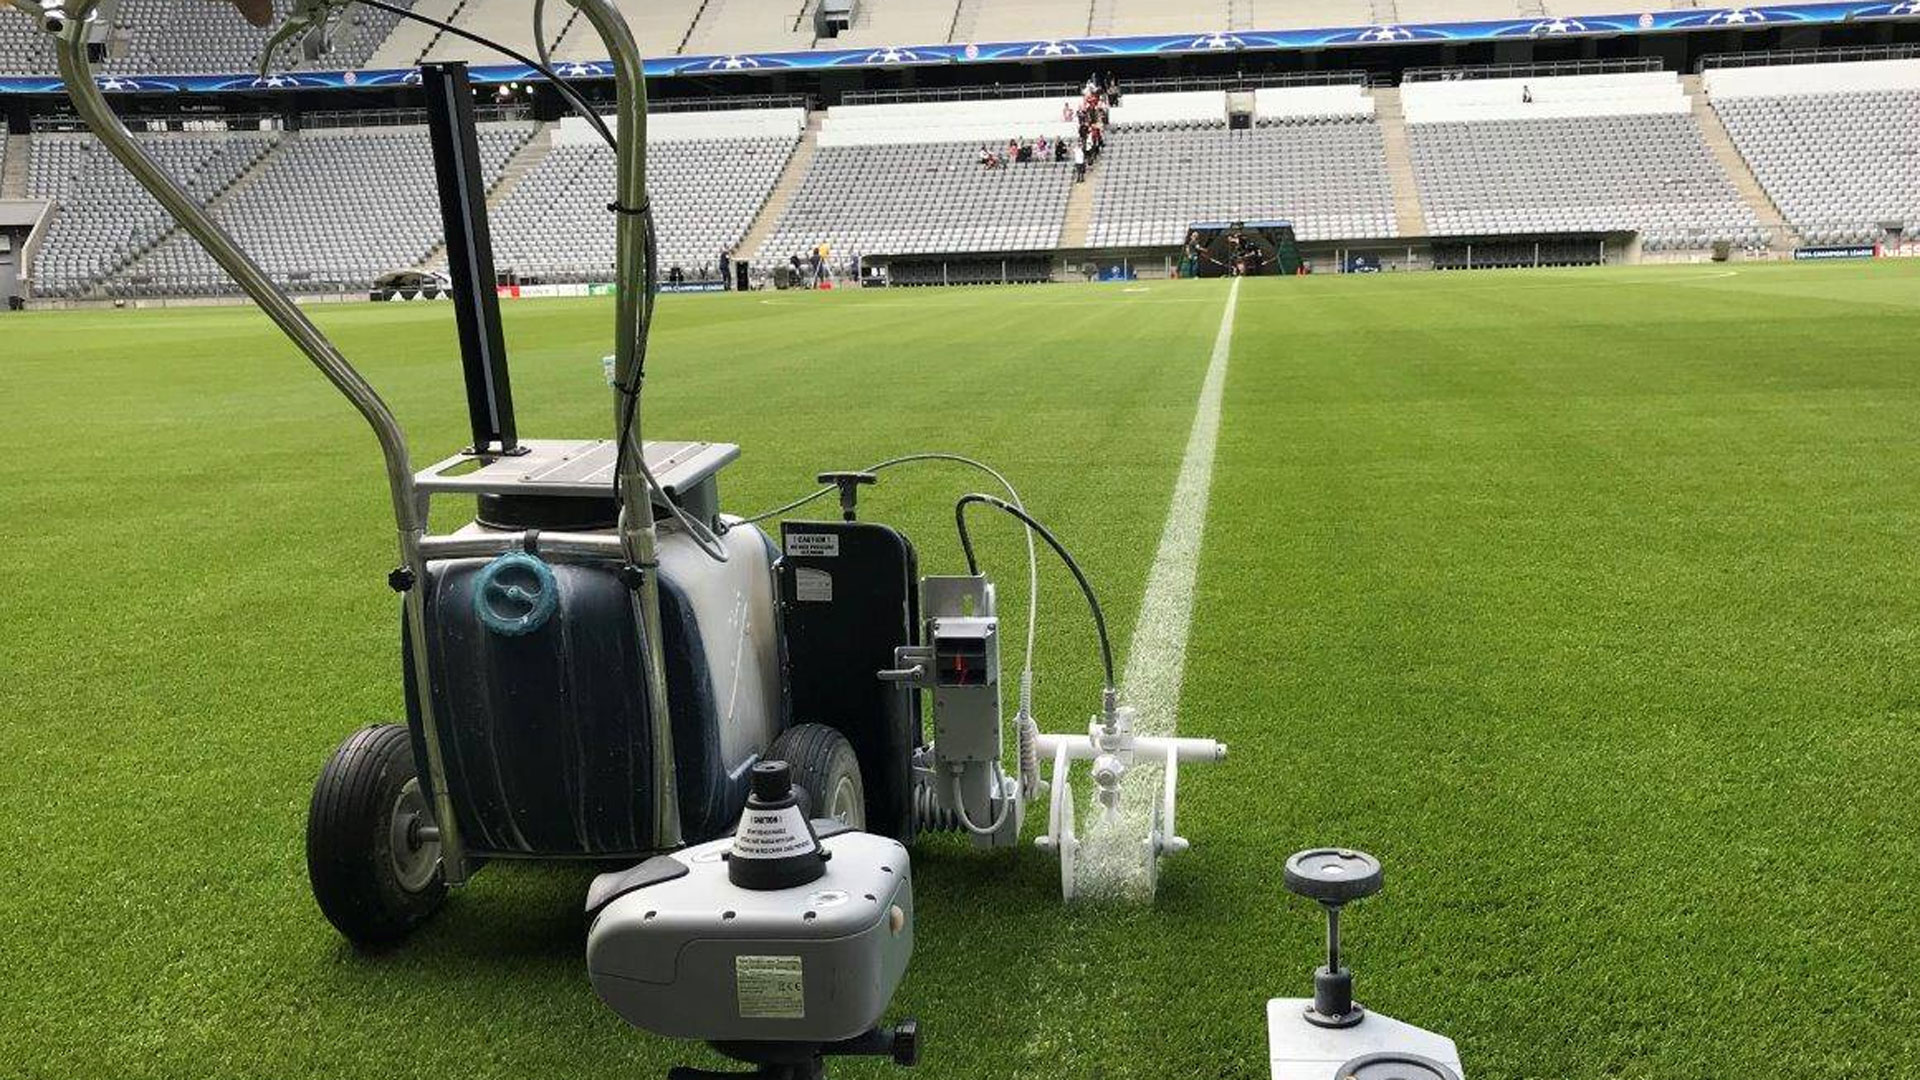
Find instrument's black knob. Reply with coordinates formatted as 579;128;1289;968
890;1019;920;1067
816;471;879;521
750;760;793;802
1283;848;1383;905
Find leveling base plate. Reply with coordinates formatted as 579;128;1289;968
1266;999;1463;1080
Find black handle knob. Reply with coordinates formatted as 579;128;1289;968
749;760;794;802
890;1019;920;1068
1282;848;1383;905
816;471;879;522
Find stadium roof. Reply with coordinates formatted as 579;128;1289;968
0;0;1915;95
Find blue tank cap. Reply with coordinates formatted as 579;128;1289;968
473;551;560;637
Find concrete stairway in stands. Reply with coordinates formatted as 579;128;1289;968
1682;74;1798;252
367;0;463;68
1059;164;1096;247
1085;0;1115;38
417;122;556;273
733;111;823;267
1370;87;1428;238
1;134;29;199
947;0;982;41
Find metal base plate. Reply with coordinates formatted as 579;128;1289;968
416;438;739;500
1267;999;1463;1080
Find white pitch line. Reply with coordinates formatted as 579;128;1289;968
1121;277;1239;736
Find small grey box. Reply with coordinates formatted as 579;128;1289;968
588;830;914;1043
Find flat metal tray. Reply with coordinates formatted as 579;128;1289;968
415;439;739;499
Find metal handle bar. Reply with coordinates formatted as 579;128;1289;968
30;0;684;862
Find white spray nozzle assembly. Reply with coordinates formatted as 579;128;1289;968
1032;715;1225;900
891;492;1226;902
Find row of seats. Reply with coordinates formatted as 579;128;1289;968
102;0;415;74
126;123;532;294
757;141;1072;262
1404;73;1766;250
1707;61;1919;247
489;122;800;281
10;61;1913;296
28;132;276;296
0;0;412;74
0;5;57;73
1088;119;1398;247
1408;113;1764;250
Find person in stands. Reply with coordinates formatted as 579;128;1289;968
1072;139;1086;182
1007;137;1019;164
979;145;995;168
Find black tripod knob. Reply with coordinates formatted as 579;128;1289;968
1283;848;1383;1029
816;472;878;521
888;1020;919;1067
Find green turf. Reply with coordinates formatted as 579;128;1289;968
3;261;1917;1079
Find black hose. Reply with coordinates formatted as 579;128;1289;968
954;493;1115;692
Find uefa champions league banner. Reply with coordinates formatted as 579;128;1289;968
0;0;1914;94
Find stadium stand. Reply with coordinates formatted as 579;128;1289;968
1706;59;1920;247
1546;0;1712;14
1087;86;1398;246
1395;0;1515;22
831;0;962;49
1403;72;1765;250
0;5;58;73
548;0;705;60
1242;0;1372;31
490;108;804;282
1096;0;1230;38
755;97;1075;263
127;122;533;293
678;0;815;57
27;130;277;296
365;0;458;68
106;0;414;74
959;0;1085;43
421;0;547;65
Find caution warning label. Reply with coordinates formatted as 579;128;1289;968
785;532;840;557
732;806;816;859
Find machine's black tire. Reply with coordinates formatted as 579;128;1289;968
307;724;448;946
768;724;866;830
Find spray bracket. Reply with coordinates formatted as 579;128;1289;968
1032;724;1225;899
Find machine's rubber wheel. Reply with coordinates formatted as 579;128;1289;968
307;724;448;946
768;724;866;830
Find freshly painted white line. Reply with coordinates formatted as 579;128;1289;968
1121;276;1239;737
1072;278;1240;899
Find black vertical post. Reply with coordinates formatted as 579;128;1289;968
422;61;519;456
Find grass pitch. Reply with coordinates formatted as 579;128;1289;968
3;260;1918;1079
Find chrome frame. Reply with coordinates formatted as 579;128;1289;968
24;0;684;879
